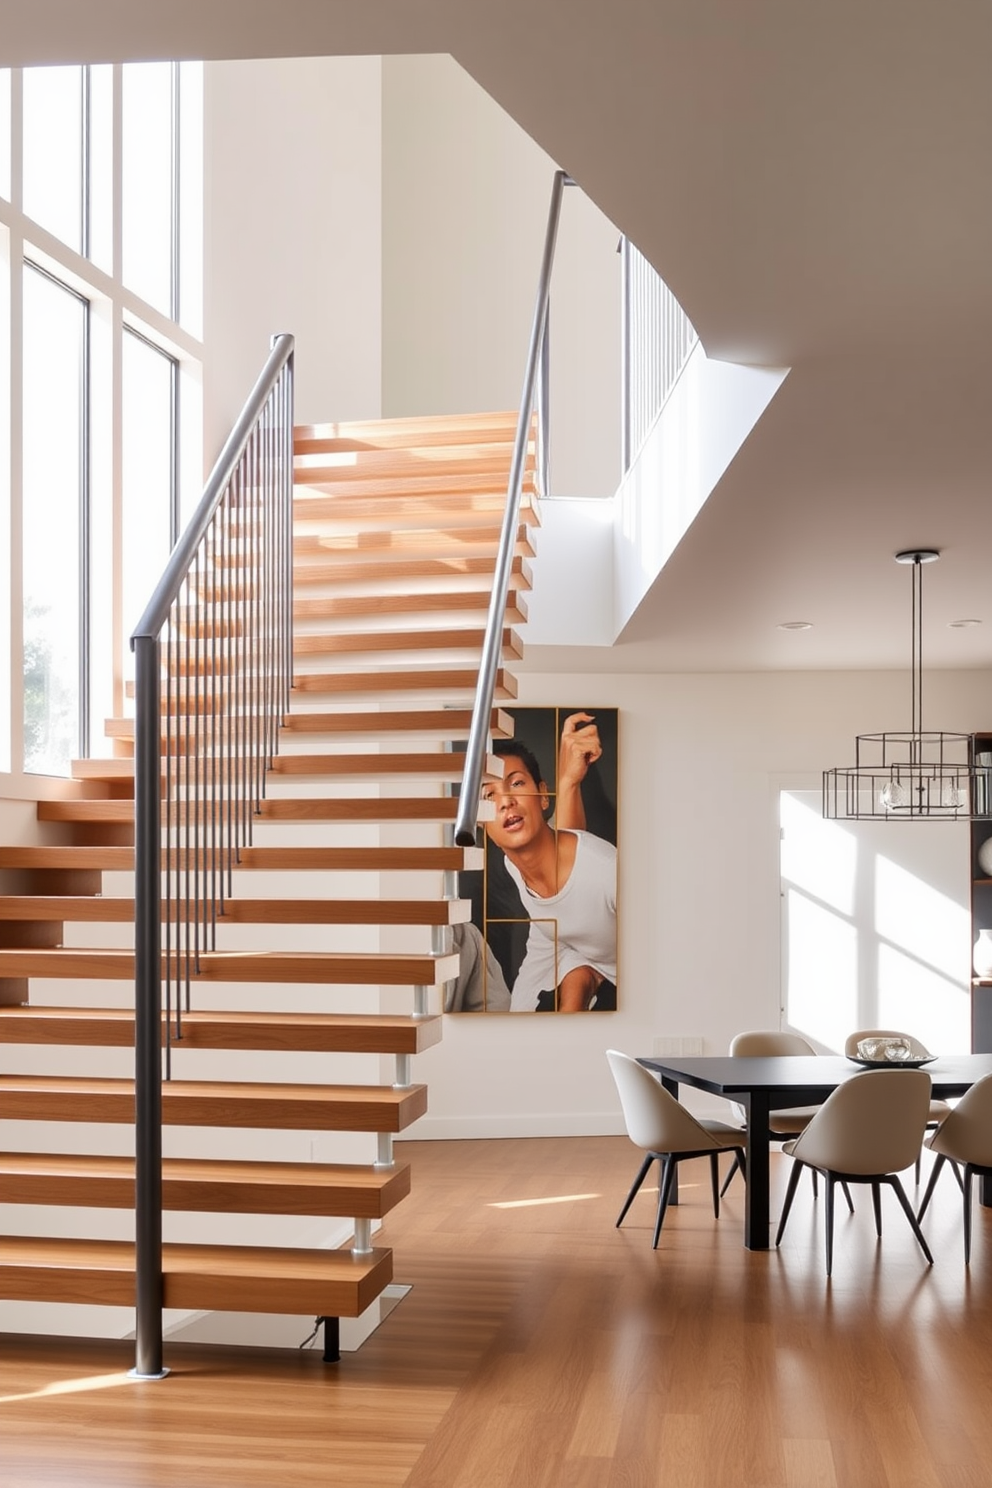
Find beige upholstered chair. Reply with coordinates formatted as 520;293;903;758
720;1030;852;1212
606;1050;747;1249
916;1072;992;1263
774;1068;934;1275
844;1028;951;1184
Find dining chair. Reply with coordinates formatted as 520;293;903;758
844;1028;951;1185
720;1030;852;1213
774;1068;934;1276
916;1072;992;1263
606;1049;747;1249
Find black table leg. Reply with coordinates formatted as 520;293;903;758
743;1091;771;1249
660;1075;680;1204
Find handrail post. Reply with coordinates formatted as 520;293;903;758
131;633;167;1380
454;169;568;846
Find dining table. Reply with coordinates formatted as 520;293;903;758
638;1052;992;1250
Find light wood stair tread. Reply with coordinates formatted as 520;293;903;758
292;524;536;558
0;1006;444;1053
294;410;523;451
293;491;540;528
0;1235;393;1315
291;626;523;659
0;1075;429;1131
280;705;513;736
0;844;483;871
0;895;470;925
293;442;526;482
292;554;531;587
106;705;514;739
38;796;490;825
0;947;460;985
292;590;528;622
0;1152;412;1217
290;667;517;698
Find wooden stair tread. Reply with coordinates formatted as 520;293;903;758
0;947;460;985
0;1235;393;1315
295;410;522;450
292;590;528;622
0;1006;444;1054
0;895;470;925
0;1075;429;1131
292;626;523;658
294;443;525;482
0;1152;411;1217
293;491;541;527
293;468;536;500
291;667;516;697
37;797;489;826
0;844;483;871
292;554;530;586
106;705;514;739
292;525;536;558
266;751;494;779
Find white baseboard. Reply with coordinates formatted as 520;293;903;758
397;1113;628;1140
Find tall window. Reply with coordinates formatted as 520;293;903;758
1;61;203;777
22;266;88;775
122;328;178;666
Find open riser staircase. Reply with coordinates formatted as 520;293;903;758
0;409;536;1342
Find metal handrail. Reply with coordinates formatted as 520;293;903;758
130;332;295;1379
454;171;568;846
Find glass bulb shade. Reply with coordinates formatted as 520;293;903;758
879;779;909;812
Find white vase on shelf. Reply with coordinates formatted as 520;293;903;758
978;838;992;877
974;929;992;979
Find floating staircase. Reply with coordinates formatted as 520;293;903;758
0;410;536;1336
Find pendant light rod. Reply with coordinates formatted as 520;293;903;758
894;549;938;740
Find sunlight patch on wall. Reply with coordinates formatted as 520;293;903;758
785;889;858;1050
877;943;969;1054
875;854;969;983
781;791;856;916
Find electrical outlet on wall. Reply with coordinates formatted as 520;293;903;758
653;1036;681;1055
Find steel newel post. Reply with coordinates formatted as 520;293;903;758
132;632;167;1379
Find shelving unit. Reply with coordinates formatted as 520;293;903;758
969;732;992;1052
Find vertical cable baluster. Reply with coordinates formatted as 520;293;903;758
164;614;174;1071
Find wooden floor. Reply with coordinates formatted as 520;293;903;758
4;1135;992;1487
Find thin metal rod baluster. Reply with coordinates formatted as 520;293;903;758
182;572;193;1012
164;616;174;1070
283;360;294;712
250;424;262;817
208;513;219;941
223;490;235;893
129;334;294;1382
234;461;247;853
132;633;165;1381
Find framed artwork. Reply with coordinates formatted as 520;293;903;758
447;706;618;1013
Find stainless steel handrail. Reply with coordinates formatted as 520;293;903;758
129;331;294;1380
454;171;568;846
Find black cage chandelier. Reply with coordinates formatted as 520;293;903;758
823;549;985;821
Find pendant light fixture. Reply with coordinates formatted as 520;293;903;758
823;549;984;820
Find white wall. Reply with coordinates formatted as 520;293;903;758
202;56;384;456
381;54;621;499
407;665;990;1136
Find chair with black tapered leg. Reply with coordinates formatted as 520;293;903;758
844;1029;951;1185
607;1050;747;1249
917;1072;992;1263
719;1030;853;1215
775;1068;933;1277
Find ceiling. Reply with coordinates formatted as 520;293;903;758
6;0;992;672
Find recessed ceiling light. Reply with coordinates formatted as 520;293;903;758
777;621;813;631
949;618;982;628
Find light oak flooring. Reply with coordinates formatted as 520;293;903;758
3;1135;992;1487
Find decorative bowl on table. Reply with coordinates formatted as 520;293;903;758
849;1036;935;1069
